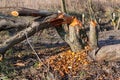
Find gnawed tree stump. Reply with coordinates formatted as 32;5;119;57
0;9;120;61
88;20;120;61
89;20;98;49
0;12;88;56
55;16;88;52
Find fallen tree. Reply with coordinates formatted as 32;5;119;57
0;11;87;56
0;17;31;31
0;8;120;61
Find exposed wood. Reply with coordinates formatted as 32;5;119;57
64;25;83;52
55;16;87;52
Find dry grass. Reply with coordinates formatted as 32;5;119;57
0;0;119;13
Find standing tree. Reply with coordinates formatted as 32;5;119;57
60;0;67;13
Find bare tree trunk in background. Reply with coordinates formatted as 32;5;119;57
61;0;67;13
116;17;120;30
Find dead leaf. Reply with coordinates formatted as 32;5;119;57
14;62;25;67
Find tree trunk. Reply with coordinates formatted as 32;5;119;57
0;21;49;54
11;10;56;17
95;44;120;61
88;20;99;61
55;17;87;52
61;0;67;13
58;0;85;52
0;13;59;55
0;12;86;54
116;17;120;30
89;20;98;49
0;18;30;31
65;26;84;52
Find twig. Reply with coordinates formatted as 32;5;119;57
24;31;47;68
116;17;120;30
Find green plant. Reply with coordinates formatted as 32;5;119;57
0;59;15;78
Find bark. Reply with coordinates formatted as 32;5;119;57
56;26;84;52
65;26;84;52
61;0;67;13
55;17;87;52
0;21;50;54
11;9;56;17
0;13;59;54
0;18;30;31
116;17;120;30
95;44;120;61
88;20;99;61
89;20;98;49
0;12;84;54
0;7;56;17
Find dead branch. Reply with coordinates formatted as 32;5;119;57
11;9;57;17
0;21;49;54
0;13;76;54
0;17;31;31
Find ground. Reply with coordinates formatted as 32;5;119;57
0;22;120;80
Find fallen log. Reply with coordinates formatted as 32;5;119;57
0;7;56;17
0;21;49;54
0;13;77;55
95;44;120;61
11;10;57;17
1;9;120;61
0;18;30;31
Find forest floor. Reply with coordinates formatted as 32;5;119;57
0;19;120;80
